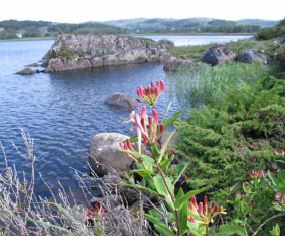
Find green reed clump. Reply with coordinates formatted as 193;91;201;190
167;62;267;108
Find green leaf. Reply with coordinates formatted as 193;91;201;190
174;187;207;210
215;224;247;236
178;200;188;235
144;214;175;236
173;163;188;185
157;131;175;164
153;174;175;210
270;224;280;236
121;183;160;197
160;156;172;170
163;111;182;129
130;169;152;177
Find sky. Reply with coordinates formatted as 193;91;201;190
0;0;284;23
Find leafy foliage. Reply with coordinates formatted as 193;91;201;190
175;75;285;191
256;18;285;40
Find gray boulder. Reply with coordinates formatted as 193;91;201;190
235;49;267;64
158;39;175;50
105;93;137;111
89;133;133;176
16;67;37;75
202;44;236;66
163;57;192;71
43;34;173;72
163;56;209;72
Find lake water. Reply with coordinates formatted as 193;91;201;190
0;35;248;196
141;35;253;46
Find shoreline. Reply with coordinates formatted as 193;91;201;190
0;33;254;42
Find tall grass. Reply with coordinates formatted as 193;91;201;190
0;130;148;236
167;62;268;108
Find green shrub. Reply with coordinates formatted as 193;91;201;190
174;75;285;192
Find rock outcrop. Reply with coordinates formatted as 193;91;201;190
163;56;209;72
105;93;137;111
89;133;133;176
235;49;267;64
16;67;38;75
202;44;236;66
43;34;173;72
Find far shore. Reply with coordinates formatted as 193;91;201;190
0;33;254;42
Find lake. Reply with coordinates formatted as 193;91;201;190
139;35;253;46
0;35;248;196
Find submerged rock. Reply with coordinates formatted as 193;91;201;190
16;67;37;75
202;44;236;66
105;93;137;111
89;133;133;176
235;49;267;64
43;34;173;72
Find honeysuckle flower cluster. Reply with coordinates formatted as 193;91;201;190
86;202;106;223
188;196;226;225
274;149;285;156
137;80;165;107
274;192;285;203
249;170;267;178
121;106;164;157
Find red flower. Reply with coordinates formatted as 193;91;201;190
137;80;165;107
188;195;226;225
274;192;285;203
274;149;285;156
249;170;267;178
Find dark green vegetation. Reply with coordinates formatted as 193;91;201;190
256;18;285;40
106;18;279;34
169;34;285;234
0;20;125;40
0;17;280;40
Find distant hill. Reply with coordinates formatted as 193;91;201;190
0;18;281;40
237;19;279;27
104;17;280;34
0;20;125;40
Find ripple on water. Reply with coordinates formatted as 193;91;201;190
0;40;180;197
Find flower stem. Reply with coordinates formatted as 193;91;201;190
157;164;180;236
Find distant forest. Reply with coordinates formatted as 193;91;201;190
0;18;280;40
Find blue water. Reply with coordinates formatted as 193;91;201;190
140;35;253;46
0;39;180;196
0;35;249;195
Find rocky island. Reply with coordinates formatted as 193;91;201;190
39;34;174;72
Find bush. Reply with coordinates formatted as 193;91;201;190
175;74;285;189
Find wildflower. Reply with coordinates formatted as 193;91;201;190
249;170;267;178
274;149;285;156
137;80;165;107
188;195;226;225
274;192;285;203
86;202;106;223
120;138;142;162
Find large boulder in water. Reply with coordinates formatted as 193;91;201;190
43;34;173;72
202;44;236;66
89;133;133;176
105;93;137;111
235;49;267;64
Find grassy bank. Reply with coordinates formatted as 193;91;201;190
170;45;285;234
170;38;276;58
